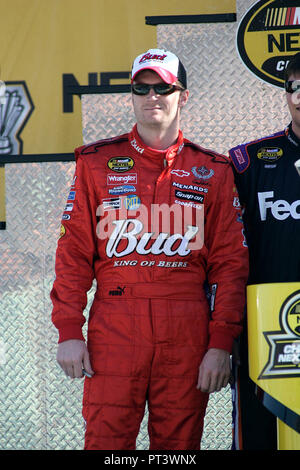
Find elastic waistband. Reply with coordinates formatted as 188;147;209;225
97;282;206;300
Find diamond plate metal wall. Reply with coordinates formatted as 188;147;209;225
0;0;290;450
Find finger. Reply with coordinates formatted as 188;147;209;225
197;371;211;392
208;371;226;393
83;350;94;376
196;366;204;390
57;354;71;376
222;374;230;389
65;364;75;379
73;361;84;378
57;359;70;377
208;375;218;393
212;372;226;392
214;373;229;392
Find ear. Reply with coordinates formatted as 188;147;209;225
179;89;189;108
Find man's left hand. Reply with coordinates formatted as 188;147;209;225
196;348;230;393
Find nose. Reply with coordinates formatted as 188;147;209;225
146;87;159;98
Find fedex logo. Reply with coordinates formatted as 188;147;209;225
258;191;300;220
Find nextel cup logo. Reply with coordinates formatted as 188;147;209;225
237;1;300;88
260;290;300;379
0;81;34;155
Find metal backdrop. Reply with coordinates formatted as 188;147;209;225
0;0;290;450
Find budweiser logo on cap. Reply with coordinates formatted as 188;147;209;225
139;52;167;63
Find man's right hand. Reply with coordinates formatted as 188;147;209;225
57;339;94;379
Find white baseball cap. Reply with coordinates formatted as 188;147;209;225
131;48;187;88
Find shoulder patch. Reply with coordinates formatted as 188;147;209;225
184;141;229;165
76;135;129;157
229;145;250;173
229;130;285;173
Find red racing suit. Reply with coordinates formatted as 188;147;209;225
51;124;248;450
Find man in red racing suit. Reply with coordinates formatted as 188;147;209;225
51;48;248;450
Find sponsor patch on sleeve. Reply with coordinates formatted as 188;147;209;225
229;145;250;173
59;224;66;238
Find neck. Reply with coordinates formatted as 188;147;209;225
136;122;180;150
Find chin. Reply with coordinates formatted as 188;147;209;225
144;117;163;126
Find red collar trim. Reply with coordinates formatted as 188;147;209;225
129;124;184;162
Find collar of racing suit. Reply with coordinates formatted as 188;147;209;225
286;121;300;147
129;124;184;165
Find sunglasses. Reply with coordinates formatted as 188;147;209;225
285;80;300;93
131;83;184;96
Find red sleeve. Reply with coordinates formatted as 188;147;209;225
205;164;249;352
50;150;98;343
